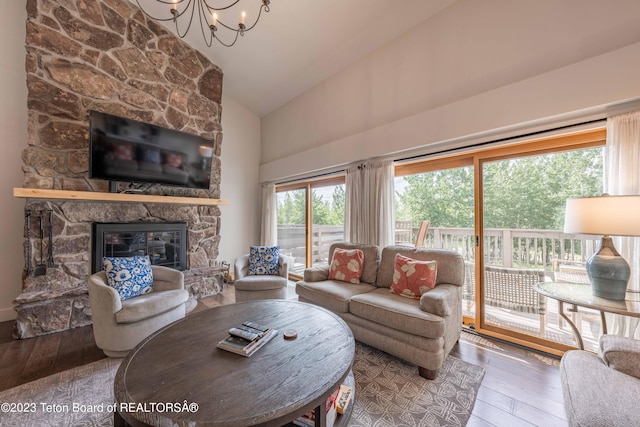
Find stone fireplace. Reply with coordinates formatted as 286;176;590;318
14;0;228;338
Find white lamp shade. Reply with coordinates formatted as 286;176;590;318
564;195;640;236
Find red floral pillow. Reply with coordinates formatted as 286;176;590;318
328;248;364;284
390;254;437;299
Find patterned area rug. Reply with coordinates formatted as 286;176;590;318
350;343;484;427
0;342;483;427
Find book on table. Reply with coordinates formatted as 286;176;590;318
293;386;339;427
217;321;277;357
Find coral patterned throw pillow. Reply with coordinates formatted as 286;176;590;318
390;254;437;299
328;248;365;284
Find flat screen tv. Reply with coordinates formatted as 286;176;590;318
89;110;214;190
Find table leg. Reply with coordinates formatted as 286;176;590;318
558;301;584;350
600;311;607;335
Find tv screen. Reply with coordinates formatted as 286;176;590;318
89;110;214;190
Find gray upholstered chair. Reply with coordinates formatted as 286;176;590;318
88;265;189;357
233;254;289;302
561;334;640;426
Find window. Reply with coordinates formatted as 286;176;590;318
276;176;345;278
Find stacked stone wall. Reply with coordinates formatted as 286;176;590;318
16;0;225;338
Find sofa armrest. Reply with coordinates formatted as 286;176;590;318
599;334;640;379
151;265;185;292
419;284;458;317
304;265;329;282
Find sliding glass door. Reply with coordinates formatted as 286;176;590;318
276;177;345;278
395;129;606;353
479;143;604;352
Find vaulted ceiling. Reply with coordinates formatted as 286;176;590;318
132;0;458;116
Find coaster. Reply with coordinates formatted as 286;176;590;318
283;329;298;340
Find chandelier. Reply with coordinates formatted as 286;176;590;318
136;0;271;48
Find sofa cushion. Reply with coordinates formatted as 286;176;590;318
599;334;640;379
377;246;464;288
103;256;154;301
116;288;189;324
350;288;445;339
234;274;288;291
390;254;437;299
328;242;379;285
296;280;376;313
248;245;280;275
329;248;364;284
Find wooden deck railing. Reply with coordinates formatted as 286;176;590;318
279;223;598;275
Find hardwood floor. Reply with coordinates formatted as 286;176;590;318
0;284;567;426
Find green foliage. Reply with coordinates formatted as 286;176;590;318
396;147;603;230
397;167;474;228
277;185;345;226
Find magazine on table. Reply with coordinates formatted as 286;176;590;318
217;321;277;357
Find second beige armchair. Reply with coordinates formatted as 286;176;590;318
233;254;289;302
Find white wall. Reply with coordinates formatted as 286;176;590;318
219;95;262;265
0;3;28;321
260;0;640;182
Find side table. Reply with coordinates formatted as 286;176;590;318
534;281;640;349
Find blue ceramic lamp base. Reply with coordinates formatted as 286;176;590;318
586;236;629;301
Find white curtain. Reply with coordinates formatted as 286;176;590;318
260;183;277;246
344;160;395;248
604;111;640;338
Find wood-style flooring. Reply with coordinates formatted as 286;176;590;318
0;284;567;426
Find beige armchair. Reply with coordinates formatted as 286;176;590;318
234;254;289;302
88;265;189;357
561;335;640;426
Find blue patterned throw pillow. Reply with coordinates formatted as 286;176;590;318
103;256;154;301
248;246;280;276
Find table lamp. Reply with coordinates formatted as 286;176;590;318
563;194;640;300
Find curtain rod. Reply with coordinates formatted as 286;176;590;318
275;168;347;186
395;118;605;164
274;118;605;187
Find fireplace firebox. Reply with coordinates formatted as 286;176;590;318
92;222;187;274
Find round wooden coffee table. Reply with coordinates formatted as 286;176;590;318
114;300;355;427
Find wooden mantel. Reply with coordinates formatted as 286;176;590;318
13;188;229;206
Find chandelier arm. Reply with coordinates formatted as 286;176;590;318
196;0;214;47
213;30;241;48
173;0;197;38
241;3;268;32
203;0;242;12
136;0;193;23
